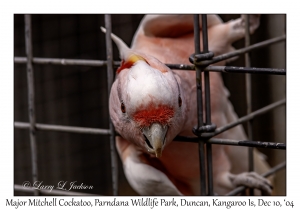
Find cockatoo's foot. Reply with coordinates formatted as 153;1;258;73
229;172;273;195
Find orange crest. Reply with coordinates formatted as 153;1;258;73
117;54;148;74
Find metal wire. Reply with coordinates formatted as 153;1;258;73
201;98;286;138
197;35;286;66
24;14;39;196
14;122;111;135
193;14;207;196
244;14;254;196
14;57;121;67
14;60;286;75
204;66;286;75
201;14;214;196
174;137;286;150
104;14;119;196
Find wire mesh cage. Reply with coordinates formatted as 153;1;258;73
14;14;286;196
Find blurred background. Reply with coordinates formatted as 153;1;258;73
14;14;286;196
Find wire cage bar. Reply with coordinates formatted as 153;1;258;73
104;14;119;196
14;122;111;135
193;14;207;196
196;35;286;66
24;14;39;196
14;14;286;196
14;58;286;75
244;14;254;195
202;14;214;196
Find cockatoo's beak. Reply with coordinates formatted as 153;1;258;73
142;123;168;158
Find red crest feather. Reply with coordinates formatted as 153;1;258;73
133;103;174;127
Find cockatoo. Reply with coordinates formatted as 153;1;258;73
103;14;272;195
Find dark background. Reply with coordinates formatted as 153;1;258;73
14;14;286;195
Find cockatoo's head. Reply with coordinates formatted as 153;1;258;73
102;27;186;158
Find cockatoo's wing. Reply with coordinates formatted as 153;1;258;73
132;14;222;42
116;136;183;195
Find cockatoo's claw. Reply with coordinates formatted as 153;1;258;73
229;172;273;195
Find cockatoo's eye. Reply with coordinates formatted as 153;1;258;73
121;102;126;113
178;96;182;107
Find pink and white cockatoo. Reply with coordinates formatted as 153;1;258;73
102;14;272;195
